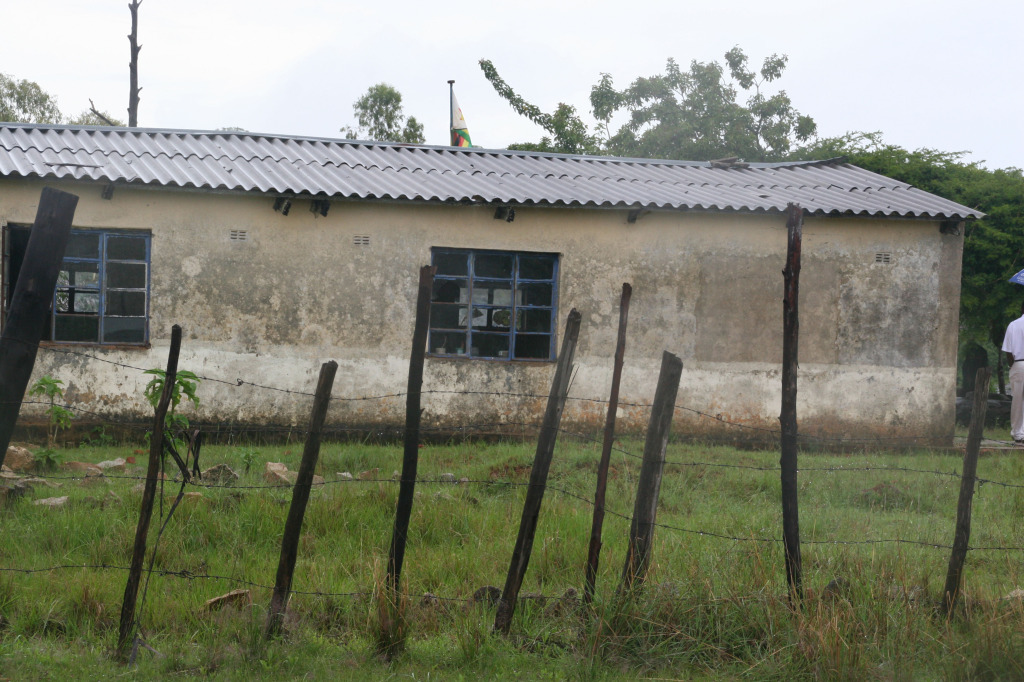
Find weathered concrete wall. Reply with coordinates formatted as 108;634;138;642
1;179;963;445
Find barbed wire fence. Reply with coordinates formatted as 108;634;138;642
0;313;1018;654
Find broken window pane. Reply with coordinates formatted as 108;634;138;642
429;330;468;355
430;247;558;360
433;278;467;303
475;253;513;278
430;303;468;329
38;229;151;345
474;333;510;358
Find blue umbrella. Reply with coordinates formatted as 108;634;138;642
1010;269;1024;285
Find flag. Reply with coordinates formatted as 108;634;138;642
450;88;472;147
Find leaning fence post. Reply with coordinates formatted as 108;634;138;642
942;366;990;615
0;187;78;468
620;351;682;593
386;265;436;596
118;324;181;659
779;203;804;602
494;309;582;634
584;283;632;606
265;360;338;638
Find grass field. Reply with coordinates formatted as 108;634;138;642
3;434;1024;680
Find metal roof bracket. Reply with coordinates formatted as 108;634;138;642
940;220;963;235
311;199;330;217
273;197;292;216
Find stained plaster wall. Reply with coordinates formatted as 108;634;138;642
1;179;963;445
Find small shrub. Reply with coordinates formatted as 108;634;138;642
143;368;201;451
79;426;115;448
29;375;73;448
35;448;63;472
236;447;260;475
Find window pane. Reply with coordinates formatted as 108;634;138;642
490;287;514;306
54;315;99;342
107;291;146;316
58;262;100;289
519;255;555;280
107;236;147;261
475;253;513;278
473;283;513;306
103;317;146;344
514;334;551;359
107;263;147;289
430;331;467;355
65;233;100;259
491;308;513;328
466;307;483;328
57;289;99;314
434;252;468;276
520;282;552;306
430;303;468;329
518;309;552;333
432;278;467;303
474;333;510;358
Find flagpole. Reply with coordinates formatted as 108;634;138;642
448;80;455;147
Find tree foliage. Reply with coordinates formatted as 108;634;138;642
478;60;599;154
1;73;123;126
0;73;63;124
795;132;1024;350
480;47;816;160
340;83;425;144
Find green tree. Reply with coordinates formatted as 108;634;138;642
480;47;816;160
795;132;1024;384
340;83;425;144
478;60;600;154
0;73;63;124
67;108;125;127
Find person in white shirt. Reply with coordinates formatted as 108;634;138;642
1001;302;1024;443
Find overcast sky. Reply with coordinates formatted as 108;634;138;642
3;1;1021;169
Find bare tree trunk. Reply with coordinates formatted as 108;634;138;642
127;1;142;127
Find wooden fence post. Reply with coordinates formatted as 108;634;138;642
0;187;78;468
780;203;803;602
584;283;632;606
265;360;338;638
118;324;181;659
386;265;435;595
942;366;990;615
620;351;683;592
494;309;582;634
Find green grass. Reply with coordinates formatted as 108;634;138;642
3;437;1024;679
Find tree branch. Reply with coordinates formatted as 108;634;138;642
88;99;116;126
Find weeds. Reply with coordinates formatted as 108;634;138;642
29;375;73;448
1;440;1023;679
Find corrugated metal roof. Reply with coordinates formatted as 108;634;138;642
0;123;982;220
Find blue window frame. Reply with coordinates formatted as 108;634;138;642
3;226;151;345
429;248;559;361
